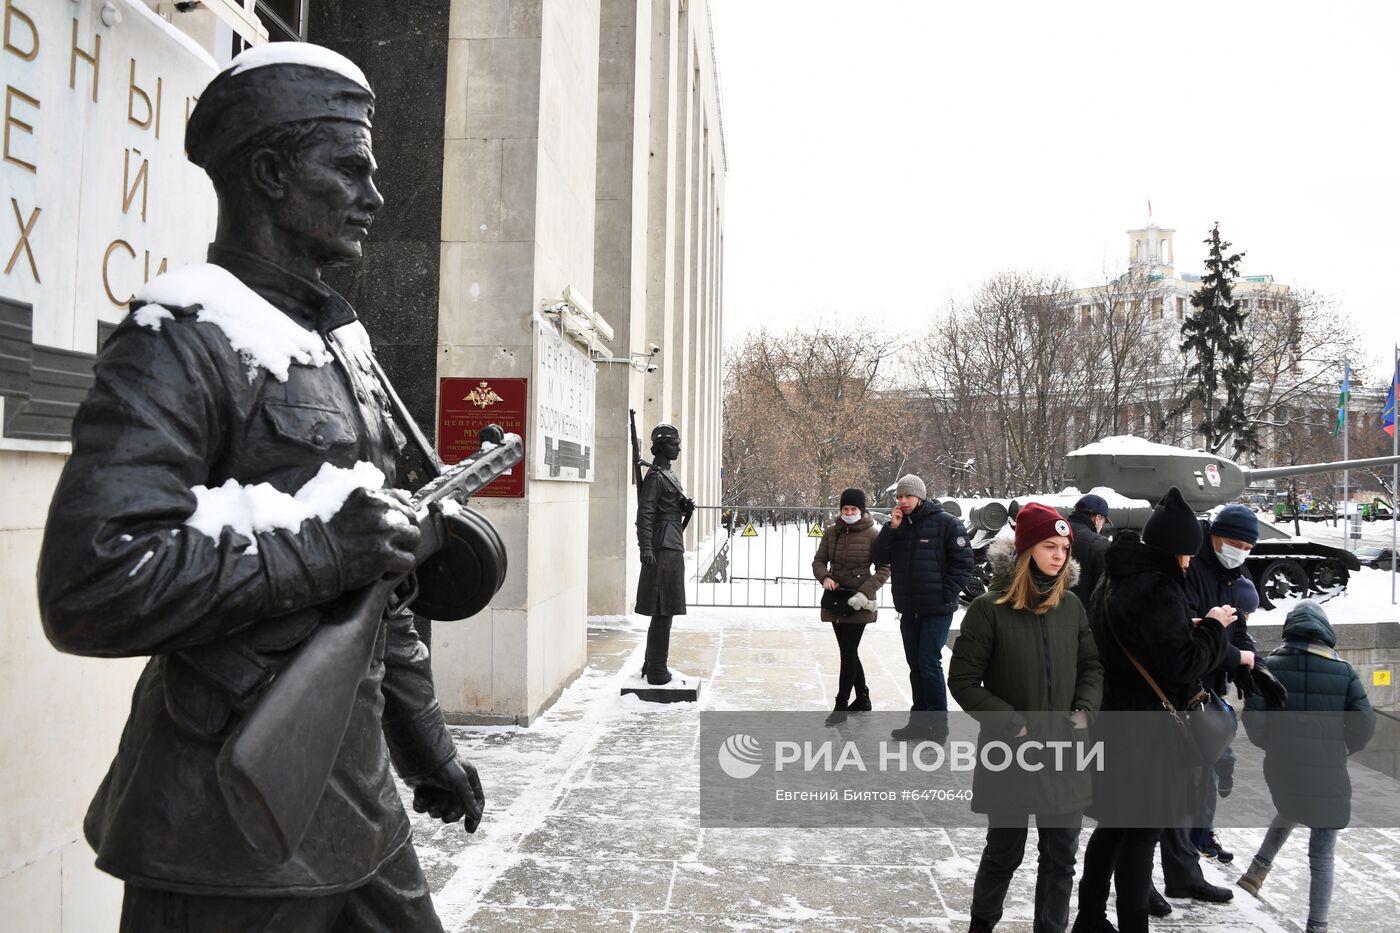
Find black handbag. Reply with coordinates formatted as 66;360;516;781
820;586;860;618
1113;630;1236;767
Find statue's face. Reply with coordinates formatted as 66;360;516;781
655;435;681;460
273;122;383;265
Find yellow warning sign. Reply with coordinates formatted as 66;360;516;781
808;522;825;538
740;522;758;538
1375;670;1392;687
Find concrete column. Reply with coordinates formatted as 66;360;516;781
588;0;653;615
643;0;679;433
433;0;601;723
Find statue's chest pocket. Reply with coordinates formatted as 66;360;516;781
262;402;360;453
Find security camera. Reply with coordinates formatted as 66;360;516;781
646;363;659;373
647;343;661;354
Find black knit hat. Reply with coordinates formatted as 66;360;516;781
839;488;867;511
1142;486;1203;556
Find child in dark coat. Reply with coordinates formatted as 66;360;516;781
1239;600;1376;933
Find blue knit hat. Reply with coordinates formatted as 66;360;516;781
1233;575;1260;615
1211;504;1259;546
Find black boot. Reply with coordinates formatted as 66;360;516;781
849;686;872;712
1114;908;1148;933
643;615;673;685
1146;887;1172;917
1070;913;1117;933
825;696;849;726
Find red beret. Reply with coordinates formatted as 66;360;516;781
1014;502;1073;555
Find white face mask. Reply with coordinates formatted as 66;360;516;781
840;513;861;524
1217;543;1249;569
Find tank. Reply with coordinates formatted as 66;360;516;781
954;435;1400;610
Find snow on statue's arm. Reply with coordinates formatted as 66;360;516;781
36;313;350;658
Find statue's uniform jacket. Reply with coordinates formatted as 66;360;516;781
36;248;456;896
634;464;688;616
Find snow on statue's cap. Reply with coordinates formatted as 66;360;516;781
186;42;374;171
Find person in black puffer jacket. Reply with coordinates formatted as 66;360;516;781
873;474;974;741
1237;600;1375;933
1071;487;1234;933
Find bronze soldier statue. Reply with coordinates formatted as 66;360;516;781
635;423;695;684
37;44;484;932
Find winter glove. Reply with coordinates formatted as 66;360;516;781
1230;665;1256;701
846;592;878;613
1250;665;1289;710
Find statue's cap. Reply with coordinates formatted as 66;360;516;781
186;43;374;171
651;423;679;442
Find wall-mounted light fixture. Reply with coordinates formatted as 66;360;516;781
596;343;662;374
542;285;613;357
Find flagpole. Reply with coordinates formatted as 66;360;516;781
1342;362;1350;550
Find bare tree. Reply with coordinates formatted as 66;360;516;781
722;321;908;506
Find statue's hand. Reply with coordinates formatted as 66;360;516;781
640;548;657;568
328;486;421;587
680;496;695;515
413;758;485;834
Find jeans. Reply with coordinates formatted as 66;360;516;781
1190;705;1238;852
971;812;1082;932
1252;815;1338;929
899;611;954;711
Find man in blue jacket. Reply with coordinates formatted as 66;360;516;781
874;474;974;741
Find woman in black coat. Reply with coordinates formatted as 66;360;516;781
1071;487;1234;933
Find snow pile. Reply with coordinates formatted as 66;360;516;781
136;264;333;382
1068;435;1208;458
225;42;370;90
185;460;385;552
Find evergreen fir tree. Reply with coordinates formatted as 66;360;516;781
1180;223;1259;457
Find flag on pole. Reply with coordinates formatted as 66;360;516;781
1384;356;1398;437
1334;365;1351;436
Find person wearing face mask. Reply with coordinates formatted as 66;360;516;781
1156;503;1261;902
950;503;1103;933
812;488;890;725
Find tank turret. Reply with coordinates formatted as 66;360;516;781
1043;435;1400;608
1062;435;1400;513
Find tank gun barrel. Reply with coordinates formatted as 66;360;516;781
1245;454;1400;482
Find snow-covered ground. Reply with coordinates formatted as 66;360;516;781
404;609;1400;931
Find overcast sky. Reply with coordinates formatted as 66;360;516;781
709;0;1399;384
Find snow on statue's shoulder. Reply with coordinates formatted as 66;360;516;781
136;263;332;382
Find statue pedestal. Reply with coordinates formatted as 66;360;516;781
619;669;702;704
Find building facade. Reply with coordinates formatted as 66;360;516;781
0;0;724;925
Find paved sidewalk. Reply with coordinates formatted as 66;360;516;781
405;608;1400;932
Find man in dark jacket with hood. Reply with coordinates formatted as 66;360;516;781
1068;494;1111;607
874;474;974;741
1162;504;1260;895
1238;600;1375;933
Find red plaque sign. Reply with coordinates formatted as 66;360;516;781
438;377;528;497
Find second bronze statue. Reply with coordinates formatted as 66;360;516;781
635;423;694;685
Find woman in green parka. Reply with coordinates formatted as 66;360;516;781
949;502;1104;933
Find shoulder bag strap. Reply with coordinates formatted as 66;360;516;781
1109;625;1182;718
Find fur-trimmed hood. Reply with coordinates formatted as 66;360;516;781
986;534;1080;593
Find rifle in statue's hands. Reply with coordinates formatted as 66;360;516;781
628;408;651;487
215;430;523;864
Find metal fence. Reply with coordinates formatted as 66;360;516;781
688;506;899;609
